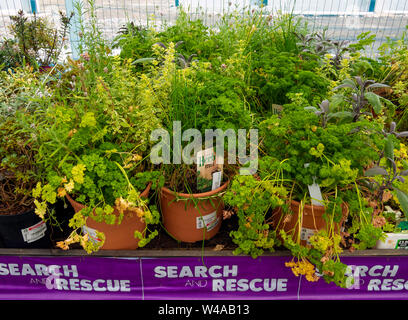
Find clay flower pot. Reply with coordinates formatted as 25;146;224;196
160;181;229;243
66;183;151;250
272;200;348;246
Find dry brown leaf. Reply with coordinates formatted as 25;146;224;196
213;244;225;251
382;190;393;202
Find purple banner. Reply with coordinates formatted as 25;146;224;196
300;256;408;300
0;256;143;300
0;254;408;299
141;256;297;300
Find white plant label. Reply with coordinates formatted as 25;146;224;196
304;163;324;206
196;211;219;232
300;227;316;245
82;225;102;244
21;220;47;243
308;181;324;206
197;147;223;192
212;171;222;190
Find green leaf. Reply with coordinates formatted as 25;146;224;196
132;57;155;65
380;96;396;116
329;111;353;120
333;78;357;91
395;188;408;216
385;135;394;162
367;83;390;90
330;94;346;109
80;112;97;128
304;106;318;113
364;166;388;176
364;92;382;114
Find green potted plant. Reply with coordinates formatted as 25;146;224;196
258;97;387;287
362;125;408;250
135;37;253;243
32;4;163;253
374;31;408;130
113;8;218;73
0;66;55;248
223;172;288;258
2;10;73;71
0;39;24;71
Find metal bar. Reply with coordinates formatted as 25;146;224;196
395;0;408;40
318;0;328;31
1;0;408;60
64;0;81;59
30;0;37;13
332;0;343;39
344;0;359;45
369;0;376;12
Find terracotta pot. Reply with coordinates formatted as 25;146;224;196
272;200;348;247
66;183;151;250
160;181;229;243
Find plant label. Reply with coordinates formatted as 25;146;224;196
375;233;408;249
271;104;283;115
82;225;102;245
212;171;222;190
196;211;219;232
304;163;324;206
300;227;316;245
396;239;408;249
308;182;324;206
197;147;223;192
21;220;47;243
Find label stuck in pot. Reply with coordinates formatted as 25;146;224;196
82;225;103;244
21;220;47;243
197;147;223;192
196;211;219;232
300;227;316;245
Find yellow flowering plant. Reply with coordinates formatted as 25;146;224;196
223;171;288;259
259;99;388;287
281;229;347;287
31;4;164;253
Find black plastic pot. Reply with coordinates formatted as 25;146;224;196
49;198;75;245
0;209;52;249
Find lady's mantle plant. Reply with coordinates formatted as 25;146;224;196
224;172;288;258
32;20;163;253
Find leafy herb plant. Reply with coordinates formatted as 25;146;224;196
32;1;163;253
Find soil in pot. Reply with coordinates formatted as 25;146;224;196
271;200;348;247
66;183;151;250
159;181;229;243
